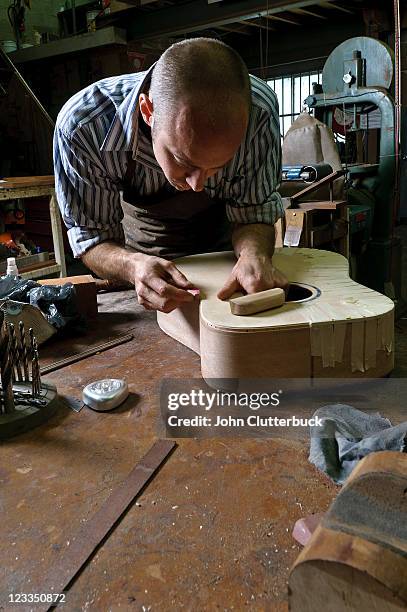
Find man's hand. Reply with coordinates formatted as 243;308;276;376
217;253;288;300
133;254;196;313
82;242;196;314
217;223;288;300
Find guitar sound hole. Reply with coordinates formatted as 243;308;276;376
286;283;315;303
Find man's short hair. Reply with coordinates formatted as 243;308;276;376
149;37;251;133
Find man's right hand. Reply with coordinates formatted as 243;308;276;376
82;242;196;314
132;253;196;313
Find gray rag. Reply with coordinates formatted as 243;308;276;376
309;404;407;484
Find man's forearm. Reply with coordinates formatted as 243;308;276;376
82;241;195;312
81;241;140;284
232;223;276;259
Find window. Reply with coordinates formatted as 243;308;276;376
267;71;323;137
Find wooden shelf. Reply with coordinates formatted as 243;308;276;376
20;263;62;281
0;178;67;277
8;27;126;63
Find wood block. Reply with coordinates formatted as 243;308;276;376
229;288;285;315
289;452;407;611
297;200;347;211
37;275;98;319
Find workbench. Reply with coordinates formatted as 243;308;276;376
2;290;404;610
0;176;67;279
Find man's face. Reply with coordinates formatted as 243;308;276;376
141;97;248;192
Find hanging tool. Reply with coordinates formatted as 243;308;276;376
7;0;31;50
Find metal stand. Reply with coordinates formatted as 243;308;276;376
0;312;59;439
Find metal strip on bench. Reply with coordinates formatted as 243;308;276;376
34;439;176;610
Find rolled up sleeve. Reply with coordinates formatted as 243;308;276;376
53;126;124;258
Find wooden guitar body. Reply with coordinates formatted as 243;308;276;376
157;249;394;379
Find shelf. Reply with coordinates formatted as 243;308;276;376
8;27;127;63
0;252;50;276
0;182;67;277
20;262;62;281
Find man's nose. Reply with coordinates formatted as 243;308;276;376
186;169;206;192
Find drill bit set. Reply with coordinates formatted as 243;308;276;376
0;310;58;439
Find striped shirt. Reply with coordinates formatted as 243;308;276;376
54;65;283;258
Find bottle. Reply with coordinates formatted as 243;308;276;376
6;257;19;277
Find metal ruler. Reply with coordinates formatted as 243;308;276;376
35;439;176;611
40;333;134;375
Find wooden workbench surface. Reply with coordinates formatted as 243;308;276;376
0;290;353;610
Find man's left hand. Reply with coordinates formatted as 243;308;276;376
217;254;289;300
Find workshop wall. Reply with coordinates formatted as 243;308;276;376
242;20;365;78
0;0;64;46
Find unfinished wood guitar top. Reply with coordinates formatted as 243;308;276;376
171;249;393;330
157;249;394;378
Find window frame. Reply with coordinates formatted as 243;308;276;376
267;70;323;137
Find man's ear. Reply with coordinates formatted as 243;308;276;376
139;93;154;127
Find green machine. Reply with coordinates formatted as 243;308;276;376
305;36;400;297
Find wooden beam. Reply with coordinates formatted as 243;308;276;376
125;1;327;41
289;7;328;19
244;19;274;30
217;24;252;36
112;0;160;5
318;1;354;14
264;13;301;25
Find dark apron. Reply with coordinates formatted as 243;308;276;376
121;156;232;260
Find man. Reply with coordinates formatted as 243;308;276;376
54;38;287;313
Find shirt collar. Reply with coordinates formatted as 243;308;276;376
100;63;156;155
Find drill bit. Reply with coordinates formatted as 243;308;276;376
28;327;36;382
29;327;35;358
31;349;41;397
34;349;42;392
0;315;15;414
8;323;23;382
19;321;30;382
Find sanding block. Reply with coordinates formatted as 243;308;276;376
229;287;285;316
